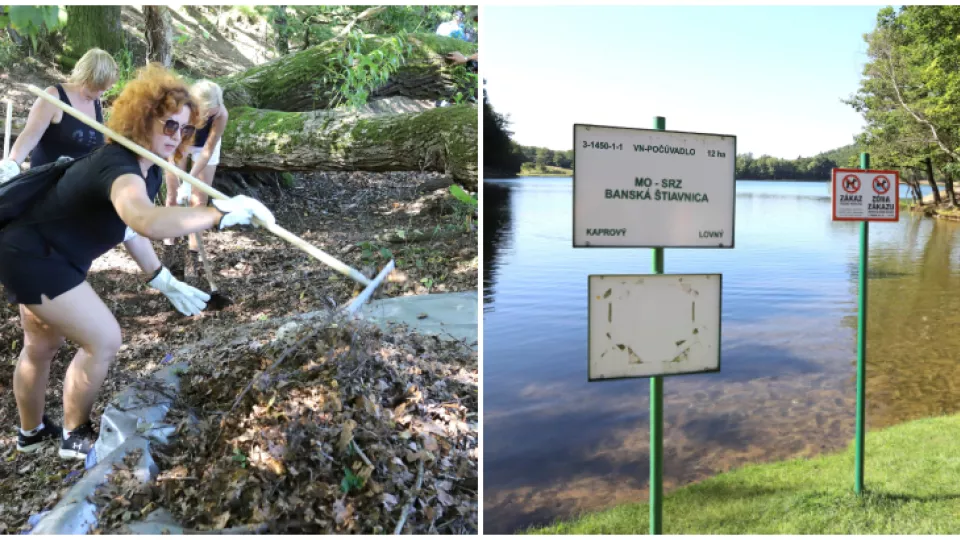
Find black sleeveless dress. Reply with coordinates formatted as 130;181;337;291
192;112;220;148
29;84;104;167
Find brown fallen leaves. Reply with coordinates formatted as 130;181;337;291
0;168;476;533
92;314;478;534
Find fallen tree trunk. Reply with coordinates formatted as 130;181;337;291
218;33;476;112
219;97;477;188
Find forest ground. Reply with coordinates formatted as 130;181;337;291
0;6;477;534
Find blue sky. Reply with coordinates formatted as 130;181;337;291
483;5;887;159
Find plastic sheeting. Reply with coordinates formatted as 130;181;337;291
27;363;184;535
291;291;478;346
358;291;478;346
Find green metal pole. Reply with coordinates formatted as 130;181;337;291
855;152;869;495
650;115;665;535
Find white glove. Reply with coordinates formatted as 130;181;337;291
176;182;192;206
0;159;20;184
211;195;276;230
123;226;138;242
148;266;210;316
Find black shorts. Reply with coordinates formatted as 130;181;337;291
0;227;86;305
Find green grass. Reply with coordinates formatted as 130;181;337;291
520;164;573;176
529;414;960;534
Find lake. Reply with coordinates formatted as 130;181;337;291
482;178;960;533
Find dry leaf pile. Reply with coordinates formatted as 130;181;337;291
91;314;478;534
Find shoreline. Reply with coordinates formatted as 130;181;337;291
528;413;960;534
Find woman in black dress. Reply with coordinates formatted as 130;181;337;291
0;64;275;460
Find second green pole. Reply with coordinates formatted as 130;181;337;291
855;152;869;495
650;115;665;534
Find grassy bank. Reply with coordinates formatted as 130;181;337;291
530;414;960;534
520;164;573;176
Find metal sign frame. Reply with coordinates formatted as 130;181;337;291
587;273;723;382
572;123;738;249
831;167;900;222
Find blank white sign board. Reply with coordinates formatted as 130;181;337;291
588;274;721;380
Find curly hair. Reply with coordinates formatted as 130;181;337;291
105;63;199;163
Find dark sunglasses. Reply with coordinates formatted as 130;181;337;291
158;118;196;138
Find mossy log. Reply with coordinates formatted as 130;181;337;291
219;98;477;188
218;33;477;112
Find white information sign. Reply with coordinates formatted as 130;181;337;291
831;168;900;222
573;124;736;248
588;274;721;380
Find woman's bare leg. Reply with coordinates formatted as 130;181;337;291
162;154;190;246
22;281;122;430
13;305;65;431
187;163;217;252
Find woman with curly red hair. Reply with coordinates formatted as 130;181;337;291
0;63;275;460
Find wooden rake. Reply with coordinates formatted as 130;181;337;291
4;98;11;161
26;84;394;315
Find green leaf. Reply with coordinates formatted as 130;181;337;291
449;184;477;207
379;247;393;259
42;6;59;31
8;6;36;33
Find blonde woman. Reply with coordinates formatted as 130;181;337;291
162;80;229;265
0;48;118;182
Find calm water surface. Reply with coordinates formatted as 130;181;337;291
483;178;960;533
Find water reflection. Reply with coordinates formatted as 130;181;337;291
483;181;513;313
482;178;960;533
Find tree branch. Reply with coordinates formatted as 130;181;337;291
881;45;960;161
394;460;425;534
337;6;387;38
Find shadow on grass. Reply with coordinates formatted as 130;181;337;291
684;480;796;501
866;490;960;504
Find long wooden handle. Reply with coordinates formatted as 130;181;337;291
26;84;373;286
193;232;219;292
3;99;11;160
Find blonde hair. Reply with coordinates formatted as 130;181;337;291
192;79;224;117
68;48;118;92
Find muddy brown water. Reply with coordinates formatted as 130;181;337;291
483;179;960;533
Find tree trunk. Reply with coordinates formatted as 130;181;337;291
61;6;124;71
926;157;942;204
219;98;477;188
218;34;476;111
909;178;923;205
945;169;959;206
144;6;173;68
273;5;289;56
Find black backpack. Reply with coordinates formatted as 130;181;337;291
0;154;84;232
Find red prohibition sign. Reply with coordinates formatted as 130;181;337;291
842;174;861;193
873;175;891;195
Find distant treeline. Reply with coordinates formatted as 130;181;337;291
735;145;861;179
484;92;862;179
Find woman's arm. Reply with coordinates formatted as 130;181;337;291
163;154;183;207
188;109;229;176
444;51;478;65
7;87;59;165
110;173;222;239
122;233;162;275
